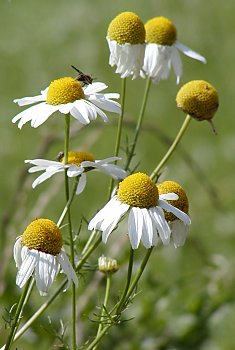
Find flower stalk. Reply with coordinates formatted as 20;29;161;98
150;114;192;180
125;77;152;170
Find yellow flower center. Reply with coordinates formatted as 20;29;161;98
61;151;95;166
157;181;189;222
46;77;85;105
117;172;158;208
107;11;145;45
21;218;62;256
145;16;177;46
176;80;219;121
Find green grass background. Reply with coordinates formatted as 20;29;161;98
1;0;235;349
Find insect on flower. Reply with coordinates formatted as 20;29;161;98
71;65;93;86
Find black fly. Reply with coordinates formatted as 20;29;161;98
71;65;93;86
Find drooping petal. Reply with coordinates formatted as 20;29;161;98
140;208;153;248
76;173;87;195
57;251;78;289
13;238;23;268
16;250;38;288
128;207;143;249
174;41;207;64
35;252;58;296
171;220;189;248
149;207;171;245
158;199;191;225
171;46;182;84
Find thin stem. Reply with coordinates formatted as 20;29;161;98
57;177;79;228
4;278;32;350
86;324;112;350
116;247;134;314
123;247;153;305
87;248;153;350
93;273;112;350
64;113;76;350
150;114;192;180
108;78;126;198
125;77;152;171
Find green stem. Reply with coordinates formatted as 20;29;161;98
4;278;32;350
122;247;153;305
150;114;192;180
125;77;152;171
64;113;76;350
86;324;112;350
87;248;153;350
57;177;79;228
108;78;126;198
93;273;112;350
116;247;134;314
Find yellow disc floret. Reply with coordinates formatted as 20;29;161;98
61;151;95;166
107;12;145;45
21;218;62;256
157;181;189;222
145;16;177;46
46;77;85;105
117;172;158;208
176;80;219;121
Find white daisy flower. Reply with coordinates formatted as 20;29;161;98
12;77;121;129
157;180;191;248
142;16;206;84
107;11;146;79
88;173;190;249
25;151;127;195
14;218;78;296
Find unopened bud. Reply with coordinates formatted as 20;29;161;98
98;255;119;274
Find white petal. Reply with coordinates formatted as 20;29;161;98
171;220;189;247
13;238;23;268
14;93;46;106
171;46;182;84
128;207;143;249
174;41;207;64
88;196;129;234
158;199;191;225
35;252;58;296
67;164;83;177
88;95;121;114
31;169;60;188
84;82;108;95
25;159;62;167
141;208;153;248
159;193;178;201
57;251;78;289
16;250;38;288
76;173;87;195
149;207;171;245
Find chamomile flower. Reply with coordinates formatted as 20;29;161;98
14;218;78;296
176;80;219;133
142;16;206;84
12;77;121;129
25;151;127;194
157;181;191;248
107;11;146;79
88;172;190;249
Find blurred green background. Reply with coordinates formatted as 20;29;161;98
1;0;235;349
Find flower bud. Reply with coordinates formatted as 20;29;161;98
98;255;119;274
